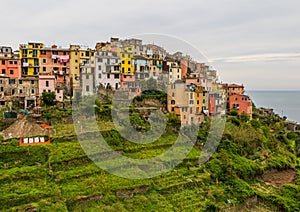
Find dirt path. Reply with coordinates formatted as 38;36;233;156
261;169;297;188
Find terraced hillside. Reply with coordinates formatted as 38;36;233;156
0;112;299;211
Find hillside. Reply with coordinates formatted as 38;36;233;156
0;105;299;211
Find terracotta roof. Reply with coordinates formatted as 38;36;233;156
228;83;244;88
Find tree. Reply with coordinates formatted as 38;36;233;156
42;92;56;106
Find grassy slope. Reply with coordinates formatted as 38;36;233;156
0;114;299;212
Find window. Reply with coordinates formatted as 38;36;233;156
43;67;46;72
19;80;22;84
86;75;89;79
171;107;175;112
171;100;175;105
172;92;174;97
122;67;125;73
46;81;49;87
98;65;101;70
98;58;103;63
128;60;131;65
190;107;193;114
203;99;206;104
0;87;3;92
98;73;101;78
1;60;5;65
19;89;23;94
2;69;5;74
57;89;60;93
9;61;13;65
31;89;35;94
43;59;46;63
197;100;200;105
183;115;186;119
122;60;125;64
189;100;194;104
189;93;193;99
10;70;14;75
14;61;17;65
114;74;119;79
9;79;15;84
31;80;35;85
107;74;110;79
107;59;110;64
128;68;131;73
75;60;78;63
86;85;90;92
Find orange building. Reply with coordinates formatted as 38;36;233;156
39;45;71;96
229;94;252;116
0;46;21;78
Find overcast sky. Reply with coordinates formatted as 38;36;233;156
2;0;300;90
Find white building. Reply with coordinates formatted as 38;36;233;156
95;51;120;90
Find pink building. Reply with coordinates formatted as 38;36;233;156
38;75;62;101
120;74;141;96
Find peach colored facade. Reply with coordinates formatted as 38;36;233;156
180;58;188;79
39;46;70;85
120;74;141;95
0;56;21;79
227;84;244;96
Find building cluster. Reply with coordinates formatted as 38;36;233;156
0;38;252;124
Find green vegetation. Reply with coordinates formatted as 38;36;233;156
0;102;299;211
42;91;56;106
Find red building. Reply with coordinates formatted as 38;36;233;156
229;94;252;115
0;47;21;79
209;96;216;116
39;45;71;96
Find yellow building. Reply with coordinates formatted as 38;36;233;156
69;45;95;91
168;82;204;125
20;42;44;76
118;46;134;74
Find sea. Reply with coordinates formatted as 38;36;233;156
245;90;300;123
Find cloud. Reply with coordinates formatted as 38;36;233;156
210;53;300;63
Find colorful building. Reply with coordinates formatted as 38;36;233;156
227;83;244;96
167;81;204;125
119;46;134;75
0;46;21;79
133;55;150;82
229;94;252;116
81;54;95;96
39;45;71;99
95;50;120;90
167;60;182;83
20;42;44;76
69;45;95;92
120;74;141;96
